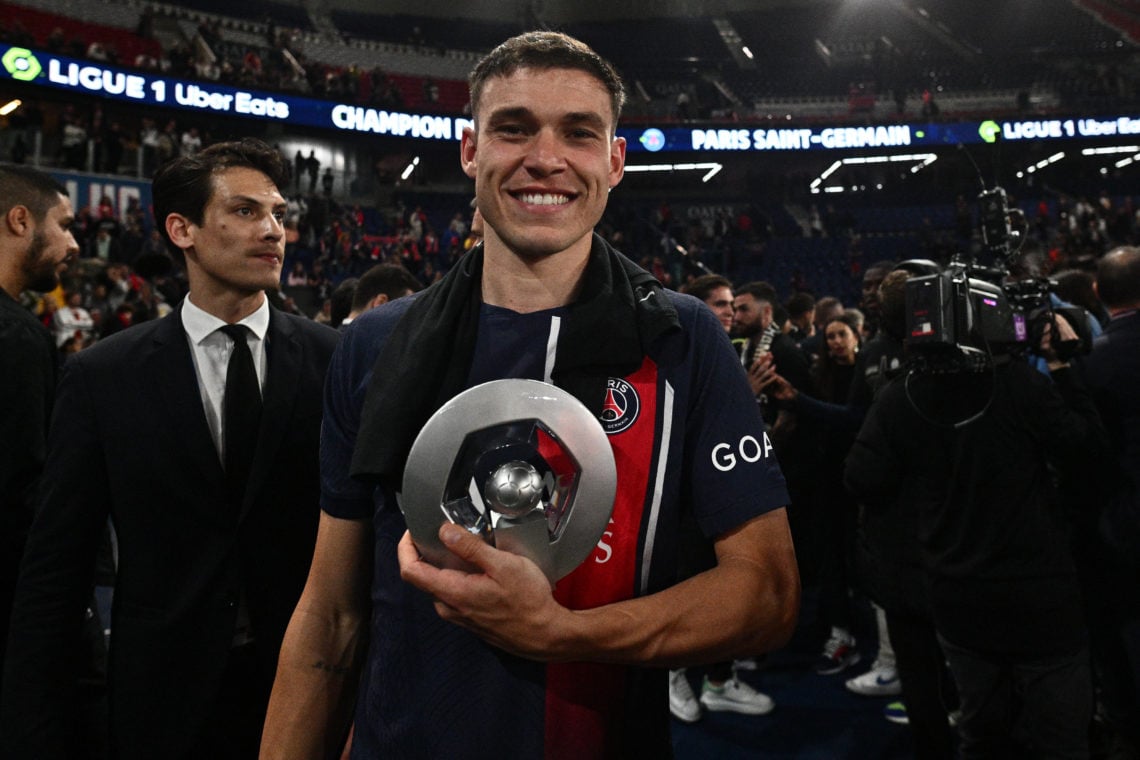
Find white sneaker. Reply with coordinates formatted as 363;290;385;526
845;660;902;697
700;677;775;715
668;669;701;723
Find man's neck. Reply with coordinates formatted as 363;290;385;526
480;239;591;314
0;262;25;300
186;288;267;324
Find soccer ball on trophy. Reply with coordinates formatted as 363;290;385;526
484;460;545;518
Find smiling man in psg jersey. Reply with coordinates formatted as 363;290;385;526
262;31;799;759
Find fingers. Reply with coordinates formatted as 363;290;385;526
750;353;775;374
1053;316;1078;342
397;530;423;574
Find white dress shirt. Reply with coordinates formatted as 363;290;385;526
181;295;269;465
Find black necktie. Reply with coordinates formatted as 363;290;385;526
220;324;262;503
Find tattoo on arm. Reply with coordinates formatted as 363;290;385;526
311;660;350;675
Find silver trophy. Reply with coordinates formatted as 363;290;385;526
401;379;617;582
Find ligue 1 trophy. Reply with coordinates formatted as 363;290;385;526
401;379;617;582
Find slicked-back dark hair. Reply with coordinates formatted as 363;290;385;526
0;164;68;223
469;31;626;133
152;138;288;256
1098;246;1140;308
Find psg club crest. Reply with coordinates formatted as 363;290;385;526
401;379;617;582
600;378;640;435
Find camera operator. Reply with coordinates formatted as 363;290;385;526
845;314;1109;758
1076;245;1140;757
1006;244;1101;376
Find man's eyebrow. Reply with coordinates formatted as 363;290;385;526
485;106;534;124
562;111;608;131
484;108;609;132
228;194;281;207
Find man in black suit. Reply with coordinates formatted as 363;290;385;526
1;139;339;759
1080;245;1140;756
0;166;79;693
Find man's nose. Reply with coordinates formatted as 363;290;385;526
524;130;566;174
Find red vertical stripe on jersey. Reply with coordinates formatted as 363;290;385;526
544;357;659;759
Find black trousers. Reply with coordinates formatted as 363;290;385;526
188;643;271;759
886;607;958;760
940;636;1092;760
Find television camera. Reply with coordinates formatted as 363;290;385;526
899;186;1090;373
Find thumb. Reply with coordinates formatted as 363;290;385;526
439;522;500;571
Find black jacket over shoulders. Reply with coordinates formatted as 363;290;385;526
845;360;1109;656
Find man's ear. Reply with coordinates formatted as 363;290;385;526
609;135;627;188
460;126;477;180
369;293;389;310
165;213;194;257
4;205;31;237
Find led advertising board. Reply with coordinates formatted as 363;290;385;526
620;118;1140;154
4;44;1138;154
0;44;473;141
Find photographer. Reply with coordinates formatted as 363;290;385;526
845;314;1109;758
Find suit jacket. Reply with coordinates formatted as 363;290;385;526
0;290;58;685
1081;311;1140;570
1;303;339;759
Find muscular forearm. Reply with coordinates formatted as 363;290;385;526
558;516;799;667
412;509;800;668
260;603;367;760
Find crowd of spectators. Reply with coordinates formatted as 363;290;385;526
8;112;1140;754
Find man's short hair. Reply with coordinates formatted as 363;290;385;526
1097;246;1140;308
351;264;423;311
152;138;288;257
679;274;732;303
469;31;626;132
878;269;912;337
865;259;896;278
785;291;816;319
329;277;358;328
736;281;778;307
0;164;68;223
1053;269;1100;314
814;296;843;324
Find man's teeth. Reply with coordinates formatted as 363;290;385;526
518;193;569;206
